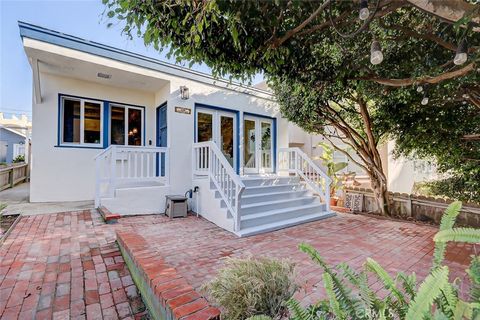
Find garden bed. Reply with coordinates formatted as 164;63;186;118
0;214;21;244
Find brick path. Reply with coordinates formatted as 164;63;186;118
0;210;476;319
0;211;147;320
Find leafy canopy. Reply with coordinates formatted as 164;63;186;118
103;0;480;199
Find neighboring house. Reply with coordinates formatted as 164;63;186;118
288;124;437;194
20;22;335;236
0;113;32;164
0;126;27;163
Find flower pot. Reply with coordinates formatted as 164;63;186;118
330;198;338;206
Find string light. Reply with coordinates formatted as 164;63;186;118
370;40;383;65
359;0;369;21
454;39;468;65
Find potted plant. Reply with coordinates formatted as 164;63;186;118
317;142;348;206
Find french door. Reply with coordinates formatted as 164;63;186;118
196;108;237;168
243;116;273;174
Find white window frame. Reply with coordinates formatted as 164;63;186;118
109;103;144;146
60;96;103;147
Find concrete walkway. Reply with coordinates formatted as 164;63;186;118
0;183;93;216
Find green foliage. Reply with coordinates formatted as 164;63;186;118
288;202;479;320
317;142;348;196
425;167;480;204
12;155;24;163
204;257;297;320
246;316;273;320
103;0;480;205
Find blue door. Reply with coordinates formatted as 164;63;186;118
156;103;167;176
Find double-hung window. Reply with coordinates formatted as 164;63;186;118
110;104;143;146
60;96;103;147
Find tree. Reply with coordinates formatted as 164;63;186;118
103;0;480;214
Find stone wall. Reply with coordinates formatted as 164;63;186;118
345;187;480;227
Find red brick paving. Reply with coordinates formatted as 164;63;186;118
0;209;476;319
0;211;147;319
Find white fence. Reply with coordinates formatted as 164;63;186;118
278;147;331;211
94;146;169;207
193;141;245;231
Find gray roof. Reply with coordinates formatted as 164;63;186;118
19;21;273;99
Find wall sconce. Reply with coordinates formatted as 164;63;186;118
180;86;190;100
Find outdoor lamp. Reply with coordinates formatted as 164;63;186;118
421;97;429;105
180;86;190;100
370;40;383;65
359;0;369;21
454;39;468;65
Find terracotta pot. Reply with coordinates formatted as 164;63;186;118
330;198;338;206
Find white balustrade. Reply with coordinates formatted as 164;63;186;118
278;147;331;211
193;141;245;231
94;145;169;207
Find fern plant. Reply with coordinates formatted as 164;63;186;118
287;201;479;320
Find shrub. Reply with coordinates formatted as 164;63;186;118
12;155;25;163
204;257;297;320
286;201;480;320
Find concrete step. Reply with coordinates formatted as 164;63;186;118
241;196;319;215
100;185;170;215
241;189;310;205
241;176;300;187
242;183;306;196
237;211;335;237
240;203;326;228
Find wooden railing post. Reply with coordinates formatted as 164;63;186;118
9;169;14;188
109;146;116;198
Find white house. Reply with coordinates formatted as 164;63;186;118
20;22;335;237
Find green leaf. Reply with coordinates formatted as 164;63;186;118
406;266;449;320
323;273;345;320
433;201;463;268
434;228;480;244
333;162;348;172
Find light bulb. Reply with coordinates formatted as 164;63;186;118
370;40;383;65
454;39;468;65
416;86;423;93
359;0;369;20
421;97;429;105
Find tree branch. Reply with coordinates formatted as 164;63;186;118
381;23;456;51
360;63;476;87
270;1;330;48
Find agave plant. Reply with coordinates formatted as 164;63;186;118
286;201;480;320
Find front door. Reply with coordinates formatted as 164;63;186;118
156;103;167;176
196;108;237;169
243;116;273;174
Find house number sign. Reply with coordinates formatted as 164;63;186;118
175;106;191;115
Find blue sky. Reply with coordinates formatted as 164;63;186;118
0;0;263;119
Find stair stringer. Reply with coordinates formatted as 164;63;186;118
191;176;235;232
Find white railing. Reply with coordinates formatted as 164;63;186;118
278;147;331;211
193;141;245;231
94;145;169;207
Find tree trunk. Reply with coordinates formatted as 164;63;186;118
368;169;390;216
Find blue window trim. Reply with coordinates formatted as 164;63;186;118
56;93;146;149
194;104;278;174
194;103;240;174
156;102;168;177
244;112;277;173
107;101;146;146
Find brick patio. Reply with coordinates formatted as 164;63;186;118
0;210;476;319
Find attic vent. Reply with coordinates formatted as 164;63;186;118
97;72;112;79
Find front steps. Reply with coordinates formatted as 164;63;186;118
216;175;335;237
100;182;170;215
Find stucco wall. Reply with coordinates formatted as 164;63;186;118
165;76;282;195
30;73;157;202
31;70;283;202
